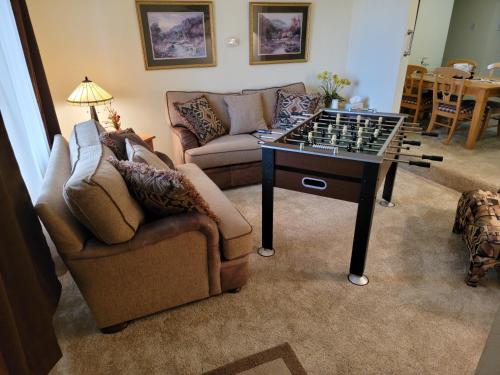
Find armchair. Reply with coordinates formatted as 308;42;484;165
36;125;253;333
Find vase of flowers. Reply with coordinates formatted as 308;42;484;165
317;71;351;108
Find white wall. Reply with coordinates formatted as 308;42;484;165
346;0;418;112
442;0;500;75
27;0;352;155
410;0;454;70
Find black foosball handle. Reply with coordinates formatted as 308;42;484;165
422;154;444;162
403;140;421;146
421;131;439;137
409;160;431;168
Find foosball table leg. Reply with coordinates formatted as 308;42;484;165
348;164;379;286
258;148;275;257
380;161;398;207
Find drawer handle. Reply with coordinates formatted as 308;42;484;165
302;177;327;190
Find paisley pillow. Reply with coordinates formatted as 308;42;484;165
273;90;321;127
174;96;226;145
108;158;219;222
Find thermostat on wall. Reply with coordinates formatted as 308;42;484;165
225;37;240;47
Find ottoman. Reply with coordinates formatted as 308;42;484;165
453;189;500;287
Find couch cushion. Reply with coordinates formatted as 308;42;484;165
64;120;144;245
177;163;253;260
184;134;262;170
242;82;306;127
35;135;89;255
224;93;267;135
99;128;152;160
125;138;169;170
166;91;238;131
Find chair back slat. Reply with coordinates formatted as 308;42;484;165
403;64;428;98
432;67;470;108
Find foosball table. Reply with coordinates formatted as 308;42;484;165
258;109;443;286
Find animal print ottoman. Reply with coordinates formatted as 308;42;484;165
453;189;500;286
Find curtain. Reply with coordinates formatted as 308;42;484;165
0;0;51;202
10;0;60;147
0;112;62;374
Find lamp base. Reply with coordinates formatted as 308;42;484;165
90;106;99;122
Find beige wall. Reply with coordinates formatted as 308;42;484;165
442;0;500;75
27;0;352;155
410;0;454;70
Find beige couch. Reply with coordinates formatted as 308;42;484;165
35;120;253;332
166;82;306;189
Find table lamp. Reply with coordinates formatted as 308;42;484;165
67;76;113;122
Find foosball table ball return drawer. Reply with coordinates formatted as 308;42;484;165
274;170;361;203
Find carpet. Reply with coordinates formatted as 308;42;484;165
401;124;500;193
202;343;307;375
49;170;500;375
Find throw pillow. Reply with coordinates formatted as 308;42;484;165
100;128;152;160
224;93;267;135
273;90;321;127
174;96;226;145
125;138;172;170
108;158;219;222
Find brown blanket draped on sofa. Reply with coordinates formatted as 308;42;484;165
0;113;62;374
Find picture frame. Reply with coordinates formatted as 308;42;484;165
136;1;216;70
249;2;311;65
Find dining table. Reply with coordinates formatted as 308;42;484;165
421;73;500;149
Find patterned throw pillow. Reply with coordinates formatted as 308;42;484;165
108;158;219;222
174;96;226;145
125;138;173;170
273;90;321;127
100;128;152;160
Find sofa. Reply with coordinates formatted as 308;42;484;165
35;120;253;333
166;82;307;189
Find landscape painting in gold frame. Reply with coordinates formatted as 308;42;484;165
249;2;311;65
136;1;216;70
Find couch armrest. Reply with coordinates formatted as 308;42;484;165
66;212;222;294
171;126;199;165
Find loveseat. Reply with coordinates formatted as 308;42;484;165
35;120;253;332
166;82;307;189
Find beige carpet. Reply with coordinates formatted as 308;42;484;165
402;124;500;193
50;170;500;375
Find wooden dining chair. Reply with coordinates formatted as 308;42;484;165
400;65;433;122
479;62;500;139
426;67;474;145
446;59;478;73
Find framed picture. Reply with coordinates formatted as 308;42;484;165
136;1;216;70
249;2;311;65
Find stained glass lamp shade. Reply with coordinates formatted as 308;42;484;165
66;77;113;121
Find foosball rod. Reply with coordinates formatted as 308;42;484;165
320;113;416;124
390;139;422;146
285;138;381;152
320;114;420;127
383;158;431;168
387;145;411;151
385;151;444;161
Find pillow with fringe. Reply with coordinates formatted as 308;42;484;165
108;157;218;222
